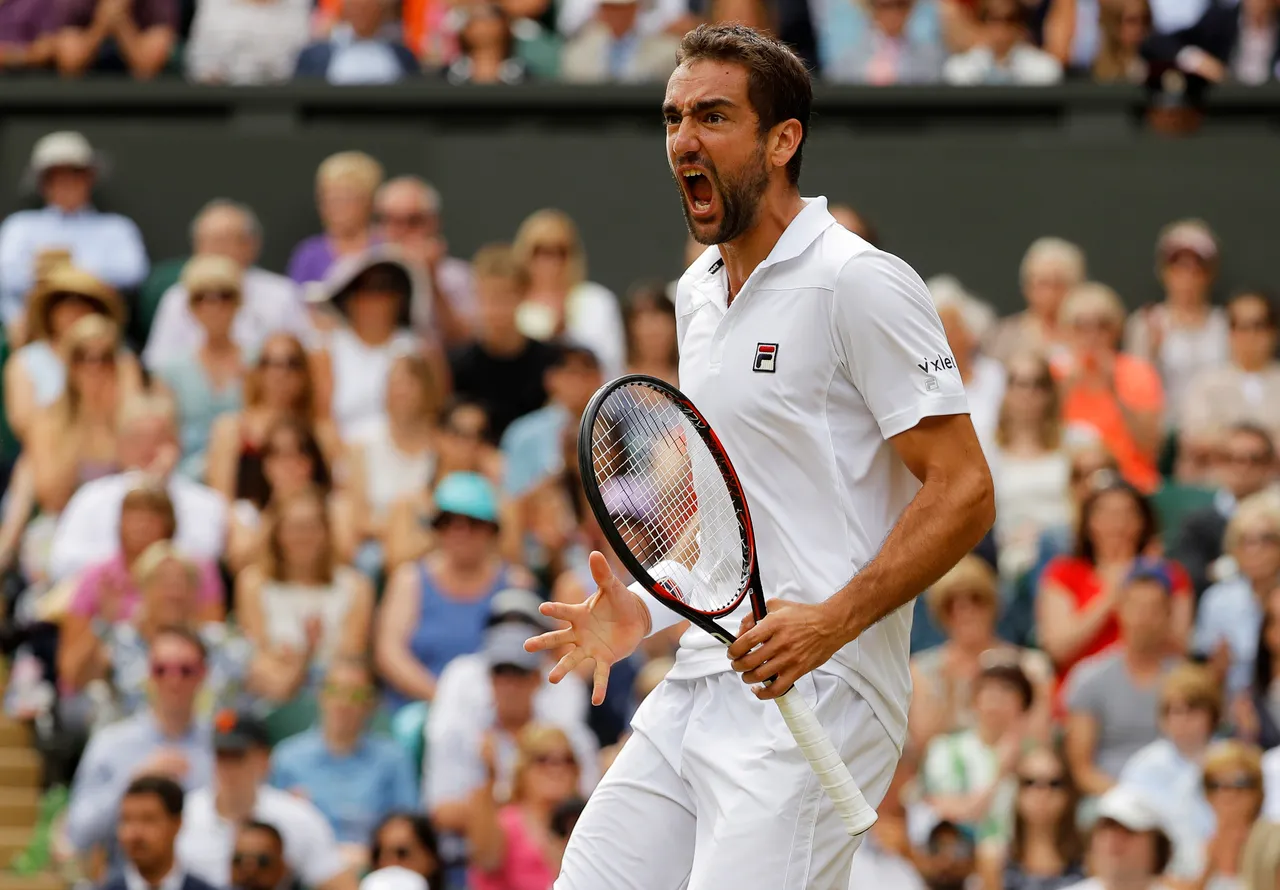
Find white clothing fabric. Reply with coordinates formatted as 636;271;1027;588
47;471;228;582
966;354;1006;461
943;45;1063;85
555;672;899;890
993;450;1072;578
176;784;347;888
185;0;311;85
638;197;968;750
515;280;626;379
326;327;419;441
1260;744;1280;820
259;566;362;667
347;418;435;521
143;267;312;370
556;0;689;38
1123;305;1229;425
1117;738;1211;880
846;833;926;890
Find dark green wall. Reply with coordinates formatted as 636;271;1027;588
2;81;1278;313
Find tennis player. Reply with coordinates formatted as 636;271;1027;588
525;23;996;890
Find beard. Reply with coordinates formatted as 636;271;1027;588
675;141;771;246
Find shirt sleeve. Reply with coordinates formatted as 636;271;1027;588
425;722;483;808
831;251;970;440
48;481;117;582
65;732;126;851
288;800;348;887
95;217;150;291
1062;662;1102;716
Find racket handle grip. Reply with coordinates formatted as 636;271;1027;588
774;687;879;838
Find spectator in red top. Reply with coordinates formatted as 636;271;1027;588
1052;283;1164;493
52;0;177;79
1036;481;1191;685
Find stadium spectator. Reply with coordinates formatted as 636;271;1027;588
288;152;384;286
556;0;693;41
111;776;218;890
1062;562;1182;797
1037;484;1191;682
50;0;177;78
369;814;442;889
155;256;249;481
988;238;1086;365
176;709;357;890
444;3;528;85
909;557;1053;754
1093;0;1152;82
1193;741;1264;889
929;275;1005;460
0;132;148;330
828;203;880;246
1172;423;1277;596
466;723;588;890
1192;493;1280;704
1240;821;1280;890
1125;220;1228;417
270;657;417;856
206;334;339;504
1053;282;1164;493
622;282;679;386
1181;291;1280;441
824;0;946;84
0;0;58;70
46;393;228;583
294;0;418;84
512;209;626;379
1242;586;1280;750
310;248;422;442
144;200;310;372
992;352;1072;580
1153;0;1280;85
65;626;215;858
59;542;249;725
347;354;441;577
1173;425;1228;488
560;0;680;82
376;471;535;712
448;245;559;440
500;344;601;499
914;819;979;890
185;0;311;85
372;177;474;344
4;265;131;443
231;821;302;890
944;0;1063;83
236;488;373;704
919;662;1036;847
1065;786;1176;890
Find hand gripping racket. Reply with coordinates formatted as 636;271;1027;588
577;374;878;837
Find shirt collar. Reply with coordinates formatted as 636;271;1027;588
124;864;184;890
752;196;836;277
41;204;93;220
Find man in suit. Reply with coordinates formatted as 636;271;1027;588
108;775;222;890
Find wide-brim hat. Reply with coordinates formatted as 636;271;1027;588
22;131;109;193
26;265;125;343
308;245;419;329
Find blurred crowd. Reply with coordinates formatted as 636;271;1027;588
0;0;1274;88
2;125;1280;890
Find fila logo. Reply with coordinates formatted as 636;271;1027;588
753;343;778;373
917;354;956;373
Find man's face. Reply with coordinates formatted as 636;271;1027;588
344;0;386;36
195;207;257;269
149;635;206;714
548;358;603;417
1117;579;1171;650
118;793;180;873
665;60;772;246
320;665;375;739
215;747;269;798
983;0;1022;54
918;827;976;890
120;416;175;471
476;274;522;337
1091;820;1158;882
1228;295;1278;369
374;183;439;244
231;828;287;890
973;679;1022;734
871;0;912;36
1218;431;1274;500
599;1;640;37
492;665;539;729
42;166;94;212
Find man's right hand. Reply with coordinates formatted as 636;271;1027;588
525;551;651;706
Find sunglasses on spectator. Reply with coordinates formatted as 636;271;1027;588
323;683;376;704
151;660;201;680
261;354;306;371
1230;317;1274;332
376;212;430;229
232;853;277;869
1206;775;1259;792
1019;776;1065;790
1238;532;1280;548
1071;316;1112;332
72;350;116;367
533;243;571;259
533;752;577;769
1008;374;1051;391
1223;450;1271;466
191;290;237;306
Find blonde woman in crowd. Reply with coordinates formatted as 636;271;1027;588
987;237;1086;365
1092;0;1152;82
512;209;626;379
287;150;384;285
1195;741;1265;890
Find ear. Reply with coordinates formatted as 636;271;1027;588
767;119;804;175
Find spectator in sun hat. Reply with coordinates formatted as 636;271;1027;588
308;246;425;443
3;263;134;442
376;471;537;714
0;131;147;330
1124;219;1228;418
1062;786;1176;890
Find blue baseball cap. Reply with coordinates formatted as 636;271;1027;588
433;472;499;525
1124;557;1174;593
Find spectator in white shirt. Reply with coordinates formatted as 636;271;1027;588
945;0;1064;83
144;200;310;371
176;709;357;890
929;276;1005;462
185;0;311;85
0;131;148;331
47;392;227;583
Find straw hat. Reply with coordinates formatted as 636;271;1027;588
181;255;243;301
25;265;125;343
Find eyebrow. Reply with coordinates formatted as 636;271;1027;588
662;97;737;118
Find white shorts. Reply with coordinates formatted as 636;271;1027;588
555;670;900;890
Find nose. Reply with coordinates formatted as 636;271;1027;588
670;116;701;159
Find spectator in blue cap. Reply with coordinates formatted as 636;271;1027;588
375;471;535;715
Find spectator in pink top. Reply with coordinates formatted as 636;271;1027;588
468;724;582;890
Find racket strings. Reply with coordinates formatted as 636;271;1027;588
588;383;749;615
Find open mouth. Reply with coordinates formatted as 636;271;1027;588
680;168;716;218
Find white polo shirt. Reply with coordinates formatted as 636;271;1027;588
646;197;969;750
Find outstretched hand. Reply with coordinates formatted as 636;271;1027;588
524;551;651;706
727;599;843;700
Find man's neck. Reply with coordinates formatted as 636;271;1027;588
1106;875;1160;890
976;720;1006;747
720;189;806;303
215;783;259;822
324;728;361;757
1172;736;1208;761
135;854;176;886
1237;355;1271;373
481;328;527;357
1124;644;1165;677
153;707;193;739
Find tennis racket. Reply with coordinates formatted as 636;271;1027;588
577;373;879;837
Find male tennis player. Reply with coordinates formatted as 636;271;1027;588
526;23;995;890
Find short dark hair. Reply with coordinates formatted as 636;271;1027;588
239;820;285;850
152;624;208;663
125;775;184;817
1074;481;1158;565
549;342;601;371
975;662;1035;711
676;24;813;185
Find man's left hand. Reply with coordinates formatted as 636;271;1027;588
727;599;843;700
